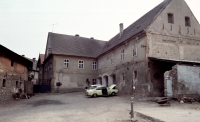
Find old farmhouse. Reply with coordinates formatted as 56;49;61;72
0;45;33;103
40;0;200;98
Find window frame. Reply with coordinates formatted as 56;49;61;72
134;70;138;79
185;16;191;27
121;49;125;61
64;59;69;68
111;54;114;64
92;61;97;70
92;79;96;84
132;43;137;57
3;79;6;87
78;60;84;69
11;60;14;67
168;13;174;24
122;73;125;81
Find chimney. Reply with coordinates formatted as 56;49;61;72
75;34;79;37
119;23;124;37
33;58;36;63
90;37;94;39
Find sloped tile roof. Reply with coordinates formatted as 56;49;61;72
0;44;33;68
48;33;107;58
46;0;170;58
100;0;171;55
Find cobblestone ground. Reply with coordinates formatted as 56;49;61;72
0;92;150;122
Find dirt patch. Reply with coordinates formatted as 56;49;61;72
28;99;65;107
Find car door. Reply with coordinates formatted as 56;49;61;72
109;85;118;94
95;87;103;95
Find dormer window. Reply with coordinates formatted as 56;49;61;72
168;13;174;24
185;17;191;27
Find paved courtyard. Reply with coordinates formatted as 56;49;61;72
1;92;199;122
0;92;148;122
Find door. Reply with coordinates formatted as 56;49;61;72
166;76;173;97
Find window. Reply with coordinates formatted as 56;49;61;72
92;79;96;84
122;73;125;81
121;49;124;60
11;60;14;67
78;60;84;69
168;13;174;24
64;59;69;68
92;62;97;70
185;17;190;27
111;54;114;64
16;81;18;87
134;71;137;79
96;87;101;90
3;79;6;87
133;43;137;56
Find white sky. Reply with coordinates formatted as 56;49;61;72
0;0;200;59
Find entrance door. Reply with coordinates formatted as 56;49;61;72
166;76;173;97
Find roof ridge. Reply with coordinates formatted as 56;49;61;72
49;32;106;42
98;0;171;57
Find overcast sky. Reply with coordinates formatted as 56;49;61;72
0;0;200;59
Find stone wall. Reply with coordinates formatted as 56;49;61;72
0;73;22;104
167;65;200;100
0;56;29;104
168;65;178;98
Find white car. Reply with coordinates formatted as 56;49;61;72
85;84;118;97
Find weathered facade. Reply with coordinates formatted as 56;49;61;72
37;54;45;82
41;0;200;96
0;45;32;103
146;0;200;96
164;64;200;100
29;58;39;84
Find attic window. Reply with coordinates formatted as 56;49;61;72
168;13;174;24
185;17;191;27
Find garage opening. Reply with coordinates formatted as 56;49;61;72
149;58;176;97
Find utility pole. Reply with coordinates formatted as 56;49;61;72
131;76;136;121
131;79;134;121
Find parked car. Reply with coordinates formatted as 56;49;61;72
85;84;118;97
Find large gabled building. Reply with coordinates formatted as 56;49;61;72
41;0;200;97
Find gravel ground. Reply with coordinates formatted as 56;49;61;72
134;100;200;122
0;92;150;122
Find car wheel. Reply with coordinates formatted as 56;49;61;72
111;92;115;96
93;94;97;98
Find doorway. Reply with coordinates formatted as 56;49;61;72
149;59;176;96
